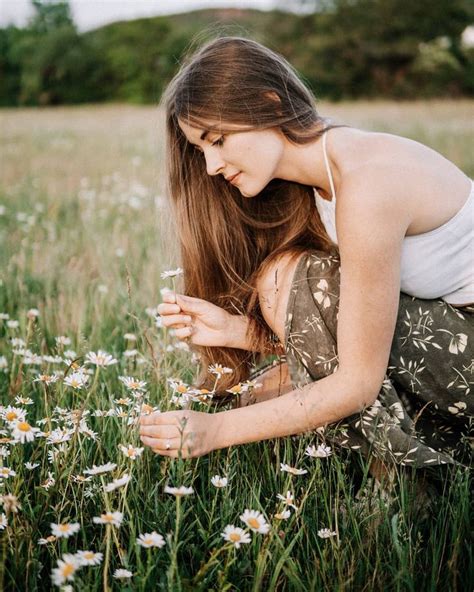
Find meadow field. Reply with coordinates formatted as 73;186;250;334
0;101;473;591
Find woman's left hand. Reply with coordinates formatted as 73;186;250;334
139;410;221;458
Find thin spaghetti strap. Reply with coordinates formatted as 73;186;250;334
323;131;336;201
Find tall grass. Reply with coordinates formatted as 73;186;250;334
0;101;472;590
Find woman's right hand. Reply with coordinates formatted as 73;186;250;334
157;292;248;349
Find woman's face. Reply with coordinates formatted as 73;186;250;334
178;118;286;197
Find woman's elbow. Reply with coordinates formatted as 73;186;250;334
337;367;383;412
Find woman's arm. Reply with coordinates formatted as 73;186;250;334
238;361;293;406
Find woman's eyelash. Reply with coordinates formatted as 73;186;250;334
211;137;224;146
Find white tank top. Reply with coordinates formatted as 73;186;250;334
314;131;474;305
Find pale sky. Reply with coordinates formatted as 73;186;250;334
0;0;293;31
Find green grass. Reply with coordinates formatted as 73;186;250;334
0;102;473;591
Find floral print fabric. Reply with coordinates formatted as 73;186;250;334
284;251;473;469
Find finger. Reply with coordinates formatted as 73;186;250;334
157;303;181;315
139;424;178;438
152;448;180;458
175;294;205;315
162;291;177;304
140;435;181;449
160;314;192;328
174;326;193;339
139;411;163;425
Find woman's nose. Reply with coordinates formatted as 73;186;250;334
204;151;225;176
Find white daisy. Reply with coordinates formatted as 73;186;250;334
119;376;147;392
51;554;80;586
11;420;40;443
83;462;117;476
118;444;144;460
240;509;270;534
25;462;40;470
85;350;118;367
1;406;26;423
104;474;131;493
305;444;332;458
113;569;133;579
276;491;298;510
164;485;194;497
75;550;103;566
280;463;308;475
34;374;60;385
160;268;183;279
92;511;123;527
136;531;166;548
221;525;251;549
0;513;7;530
208;364;233;377
51;522;80;539
317;527;338;539
0;467;16;479
64;371;89;389
211;475;228;488
274;509;291;520
0;446;10;458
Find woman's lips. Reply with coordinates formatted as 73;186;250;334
229;172;241;185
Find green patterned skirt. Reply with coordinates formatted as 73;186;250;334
283;251;473;469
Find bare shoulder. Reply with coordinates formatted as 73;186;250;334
330;127;472;235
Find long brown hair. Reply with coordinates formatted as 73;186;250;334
162;36;343;394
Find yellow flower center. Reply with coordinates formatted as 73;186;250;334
59;524;70;532
18;422;31;432
103;514;113;522
84;552;94;560
144;538;153;545
142;404;152;413
248;518;260;529
229;533;241;542
127;449;135;457
176;385;187;393
5;412;17;421
62;564;75;577
130;382;139;389
70;379;79;387
1;469;8;476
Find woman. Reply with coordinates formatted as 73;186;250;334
139;37;473;478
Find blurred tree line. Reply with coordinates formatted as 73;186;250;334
0;0;472;106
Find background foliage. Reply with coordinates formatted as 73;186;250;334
0;0;473;106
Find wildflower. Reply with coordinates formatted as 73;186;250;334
274;510;291;520
104;474;131;493
225;383;250;395
51;554;80;587
164;485;194;497
240;509;270;534
72;474;92;484
11;420;39;443
6;320;19;329
51;522;80;539
25;462;40;470
75;550;103;566
63;350;77;360
64;371;89;389
0;513;7;529
276;491;298;510
55;336;71;346
123;348;138;358
85;350;118;367
14;396;34;405
38;536;56;545
34;374;60;385
136;531;166;548
167;378;189;394
114;397;132;406
0;446;10;458
27;308;40;319
317;528;337;539
123;333;137;341
160;267;183;279
83;462;117;476
280;463;308;475
93;511;123;527
305;444;332;458
47;428;72;445
119;444;144;460
0;467;16;479
0;313;9;320
221;525;251;549
41;473;56;490
0;494;21;513
208;364;233;378
2;406;26;423
0;356;7;370
119;376;147;392
113;569;133;579
211;475;228;488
